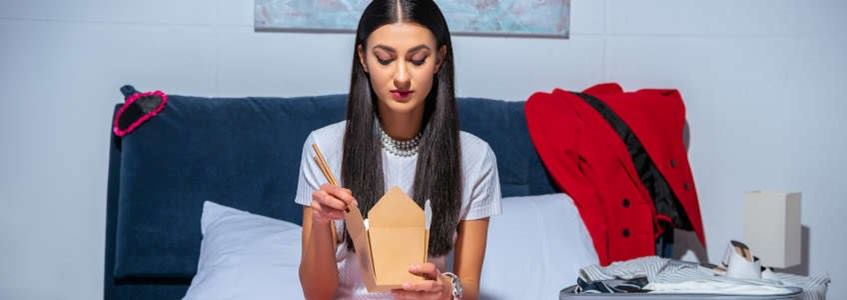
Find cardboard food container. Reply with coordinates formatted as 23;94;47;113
343;186;429;292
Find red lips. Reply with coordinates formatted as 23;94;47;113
390;89;414;101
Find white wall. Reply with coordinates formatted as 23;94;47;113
1;0;844;299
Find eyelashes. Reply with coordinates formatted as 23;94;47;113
376;57;427;66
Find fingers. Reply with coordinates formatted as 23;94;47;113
310;185;358;223
390;263;446;298
391;280;445;299
314;190;347;211
309;200;338;224
408;263;440;280
401;280;441;292
310;192;344;223
320;184;358;207
391;289;440;299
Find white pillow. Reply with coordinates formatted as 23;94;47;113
183;201;304;300
479;193;598;300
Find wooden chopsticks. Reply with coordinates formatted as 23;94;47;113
311;143;338;186
311;143;344;245
311;143;349;216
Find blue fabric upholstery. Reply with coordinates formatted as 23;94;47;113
457;98;556;197
104;93;557;299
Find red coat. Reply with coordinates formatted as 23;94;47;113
525;83;705;265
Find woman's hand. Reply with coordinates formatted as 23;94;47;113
391;263;453;300
310;184;357;225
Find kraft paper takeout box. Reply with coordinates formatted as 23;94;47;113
343;186;429;292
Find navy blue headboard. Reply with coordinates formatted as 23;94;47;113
104;94;556;299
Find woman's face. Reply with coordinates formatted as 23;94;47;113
358;22;446;116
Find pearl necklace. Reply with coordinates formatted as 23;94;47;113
375;119;422;157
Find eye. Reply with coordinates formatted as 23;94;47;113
411;59;426;66
374;52;394;66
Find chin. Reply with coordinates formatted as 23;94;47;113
381;97;424;114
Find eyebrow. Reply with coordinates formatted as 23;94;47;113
372;44;432;54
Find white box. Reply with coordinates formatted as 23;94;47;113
743;191;802;268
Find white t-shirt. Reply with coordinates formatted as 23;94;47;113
295;121;502;299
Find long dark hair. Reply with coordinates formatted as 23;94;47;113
342;0;460;257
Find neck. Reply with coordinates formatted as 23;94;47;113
376;105;424;140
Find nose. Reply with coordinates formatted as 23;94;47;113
393;62;411;90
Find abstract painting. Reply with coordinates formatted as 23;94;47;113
255;0;570;38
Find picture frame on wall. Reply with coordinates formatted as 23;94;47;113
255;0;570;39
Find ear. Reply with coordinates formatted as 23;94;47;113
434;45;447;73
357;44;369;73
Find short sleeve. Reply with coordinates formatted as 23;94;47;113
462;145;502;220
294;133;321;206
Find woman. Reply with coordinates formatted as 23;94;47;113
296;1;501;299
